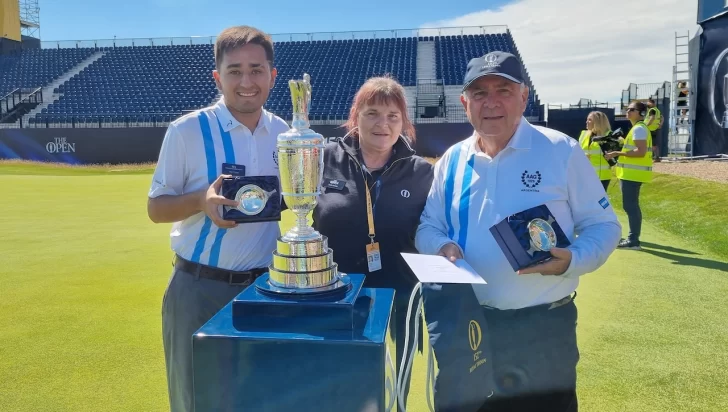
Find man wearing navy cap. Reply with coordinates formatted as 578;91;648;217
416;51;621;411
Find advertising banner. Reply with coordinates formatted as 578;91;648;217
694;14;728;155
0;123;475;164
698;0;728;23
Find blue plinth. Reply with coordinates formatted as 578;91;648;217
192;273;397;412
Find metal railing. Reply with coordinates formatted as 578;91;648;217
22;112;350;128
38;25;510;49
621;82;671;106
1;89;23;117
25;112;181;128
23;87;43;105
11;106;484;129
0;88;43;123
7;108;556;128
547;101;626;116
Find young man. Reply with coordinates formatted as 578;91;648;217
147;26;290;412
416;51;621;411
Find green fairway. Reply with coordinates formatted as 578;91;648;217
607;174;728;258
1;164;727;411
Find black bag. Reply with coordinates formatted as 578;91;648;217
422;282;496;412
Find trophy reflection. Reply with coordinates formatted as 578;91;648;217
268;73;346;293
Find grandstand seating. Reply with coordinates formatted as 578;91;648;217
268;37;417;120
435;34;515;85
433;33;540;117
0;32;541;125
29;37;417;124
0;47;96;96
43;45;219;125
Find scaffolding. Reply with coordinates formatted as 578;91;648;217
19;0;40;39
668;30;692;157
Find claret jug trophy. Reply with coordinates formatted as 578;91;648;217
192;73;397;412
264;73;350;295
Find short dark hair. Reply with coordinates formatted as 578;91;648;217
634;101;648;115
214;26;274;69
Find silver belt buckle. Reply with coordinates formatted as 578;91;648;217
548;294;573;310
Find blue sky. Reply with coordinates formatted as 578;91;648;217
38;0;510;41
34;0;697;104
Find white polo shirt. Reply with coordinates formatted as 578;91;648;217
149;97;290;271
415;117;622;310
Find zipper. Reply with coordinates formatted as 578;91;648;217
349;151;409;190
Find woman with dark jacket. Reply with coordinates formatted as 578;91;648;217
312;76;434;407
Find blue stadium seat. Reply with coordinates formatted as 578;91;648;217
0;34;541;121
435;33;540;117
0;47;96;96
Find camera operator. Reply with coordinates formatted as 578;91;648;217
605;101;653;250
578;111;613;191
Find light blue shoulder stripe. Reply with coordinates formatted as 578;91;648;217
443;142;464;240
190;112;217;264
457;155;475;250
208;118;236;268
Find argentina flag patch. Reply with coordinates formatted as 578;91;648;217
599;196;610;209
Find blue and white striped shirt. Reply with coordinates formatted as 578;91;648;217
149;98;290;271
415;117;622;310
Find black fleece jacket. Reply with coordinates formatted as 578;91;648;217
312;135;434;294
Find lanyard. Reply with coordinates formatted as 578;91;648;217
364;174;384;272
359;147;389;243
364;177;381;243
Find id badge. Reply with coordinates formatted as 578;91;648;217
366;242;382;272
222;163;246;177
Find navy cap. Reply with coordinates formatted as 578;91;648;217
462;51;526;91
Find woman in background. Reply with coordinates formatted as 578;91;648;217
312;75;434;408
606;101;652;250
578;111;613;191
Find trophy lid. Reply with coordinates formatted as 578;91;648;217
290;74;311;115
279;73;324;147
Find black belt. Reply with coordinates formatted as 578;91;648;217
483;291;577;312
174;254;267;286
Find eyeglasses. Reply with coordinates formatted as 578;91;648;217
626;108;637;112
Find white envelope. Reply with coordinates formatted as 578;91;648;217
400;253;487;285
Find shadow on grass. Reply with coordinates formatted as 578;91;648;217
639;242;700;255
640;247;728;273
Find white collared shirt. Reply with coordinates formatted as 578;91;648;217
415;117;622;310
149;97;290;271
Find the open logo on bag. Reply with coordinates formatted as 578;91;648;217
468;320;482;351
469;320;487;373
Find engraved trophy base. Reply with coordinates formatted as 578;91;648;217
257;235;351;298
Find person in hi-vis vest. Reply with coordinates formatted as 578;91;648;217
645;98;663;162
578;111;613;191
605;101;653;250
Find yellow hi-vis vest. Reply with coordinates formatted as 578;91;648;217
578;130;612;180
646;107;661;131
616;121;653;183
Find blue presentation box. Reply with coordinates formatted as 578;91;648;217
192;273;398;412
489;204;571;272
